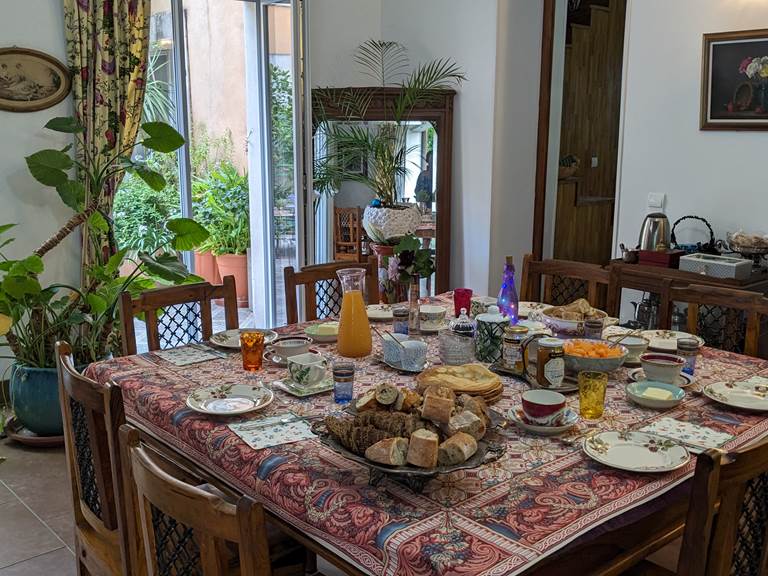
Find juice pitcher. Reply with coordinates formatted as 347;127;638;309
336;268;373;358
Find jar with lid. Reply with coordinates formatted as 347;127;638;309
439;308;475;365
583;318;604;340
677;338;699;376
536;337;565;388
502;325;529;375
392;307;409;335
475;305;509;363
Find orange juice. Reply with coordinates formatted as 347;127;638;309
337;290;372;357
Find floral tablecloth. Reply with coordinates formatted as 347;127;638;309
87;296;768;576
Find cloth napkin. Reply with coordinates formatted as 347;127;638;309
639;417;734;454
153;344;223;366
228;413;316;450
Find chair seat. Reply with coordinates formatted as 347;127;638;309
621;560;675;576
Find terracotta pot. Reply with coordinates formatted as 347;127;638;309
194;251;221;284
370;243;408;304
216;253;249;307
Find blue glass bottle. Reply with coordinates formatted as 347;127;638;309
497;256;519;324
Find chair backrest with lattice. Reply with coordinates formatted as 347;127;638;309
120;424;273;576
283;257;377;325
333;207;363;261
663;284;768;357
119;276;239;355
520;254;610;308
56;341;131;574
677;440;768;576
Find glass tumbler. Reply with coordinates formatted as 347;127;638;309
240;331;265;372
578;371;608;419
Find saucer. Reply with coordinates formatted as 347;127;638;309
625;381;685;409
509;407;578;436
374;354;430;374
628;367;693;388
273;378;334;397
264;348;320;367
420;321;448;334
367;305;393;321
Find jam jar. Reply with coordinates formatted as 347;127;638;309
536;337;565;388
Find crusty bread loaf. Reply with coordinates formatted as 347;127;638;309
423;384;456;402
447;411;486;441
421;394;454;424
396;389;422;412
461;395;491;425
375;383;399;406
323;417;392;455
354;411;426;437
406;429;439;468
438;432;478;466
355;390;379;412
365;437;409;466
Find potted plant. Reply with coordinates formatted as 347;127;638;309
0;117;208;437
198;162;250;306
313;40;464;301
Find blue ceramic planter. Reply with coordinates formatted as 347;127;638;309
9;364;63;436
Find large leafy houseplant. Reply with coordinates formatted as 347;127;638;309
313;40;464;244
0;117;208;369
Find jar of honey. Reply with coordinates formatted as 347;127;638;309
502;325;529;375
536;337;565;388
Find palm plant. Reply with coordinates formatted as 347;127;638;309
313;40;465;207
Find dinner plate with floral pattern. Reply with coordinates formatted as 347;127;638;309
583;430;690;473
186;384;274;415
703;377;768;412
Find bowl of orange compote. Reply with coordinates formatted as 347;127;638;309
563;339;628;374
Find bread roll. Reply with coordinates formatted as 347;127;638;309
421;394;454;424
462;396;490;426
447;411;486;441
423;384;456;402
375;383;399;406
396;389;422;412
355;390;378;412
406;429;439;468
438;432;478;466
354;411;426;437
365;437;409;466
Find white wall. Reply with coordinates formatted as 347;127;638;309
1;0;77;373
615;0;768;253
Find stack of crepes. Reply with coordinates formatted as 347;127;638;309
415;364;504;404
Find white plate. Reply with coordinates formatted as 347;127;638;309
367;304;394;321
519;301;548;318
641;330;705;349
509;407;579;436
703;377;768;412
628;368;693;388
602;325;633;339
210;328;278;349
304;322;339;343
420;321;448;334
186;384;273;415
583;430;690;473
273;378;335;397
375;354;430;374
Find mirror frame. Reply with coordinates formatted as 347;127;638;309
312;87;455;294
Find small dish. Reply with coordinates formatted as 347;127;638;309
375;354;430;374
186;384;273;415
273;378;335;397
518;301;548;319
628;368;693;388
304;322;339;343
583;430;690;473
606;334;649;365
509;407;579;436
703;377;768;412
420;321;448;334
625;381;685;409
264;347;320;367
210;328;278;349
641;330;705;350
367;304;393;321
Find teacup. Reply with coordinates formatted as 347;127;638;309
287;352;328;386
521;390;567;426
271;336;312;361
382;333;409;364
640;353;685;385
470;296;497;318
607;335;649;364
400;340;428;371
420;305;447;328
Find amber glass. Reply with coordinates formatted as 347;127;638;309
240;331;265;372
578;371;608;419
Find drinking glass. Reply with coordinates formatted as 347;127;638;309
332;361;355;404
240;331;265;372
453;288;473;318
578;371;608;419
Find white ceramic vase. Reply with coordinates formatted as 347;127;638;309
362;204;422;243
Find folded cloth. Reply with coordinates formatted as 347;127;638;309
229;413;316;450
639;417;734;454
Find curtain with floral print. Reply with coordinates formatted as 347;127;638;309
64;0;151;271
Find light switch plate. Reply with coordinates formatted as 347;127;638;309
647;193;665;209
591;156;599;168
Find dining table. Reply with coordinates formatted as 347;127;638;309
86;293;768;576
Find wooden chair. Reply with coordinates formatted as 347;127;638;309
660;284;768;357
119;276;239;355
119;424;309;576
333;207;364;262
284;256;377;325
605;263;674;323
621;440;768;576
520;253;610;308
56;341;131;576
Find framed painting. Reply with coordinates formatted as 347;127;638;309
701;29;768;130
0;47;71;113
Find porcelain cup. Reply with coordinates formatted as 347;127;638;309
521;389;567;426
287;352;328;386
640;353;685;385
271;336;312;361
